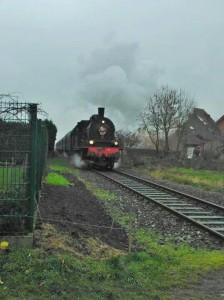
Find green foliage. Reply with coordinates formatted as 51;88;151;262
44;159;78;186
1;230;224;299
44;172;72;186
0;120;30;158
43;119;57;152
0;166;23;189
0;166;28;234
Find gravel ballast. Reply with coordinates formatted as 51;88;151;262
77;167;224;250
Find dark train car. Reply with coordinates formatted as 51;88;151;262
56;107;121;169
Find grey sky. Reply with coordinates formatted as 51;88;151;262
1;0;224;140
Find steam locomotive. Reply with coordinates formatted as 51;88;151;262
56;107;121;169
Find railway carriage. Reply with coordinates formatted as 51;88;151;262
56;107;121;169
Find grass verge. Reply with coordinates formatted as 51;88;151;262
140;167;224;193
44;172;72;186
3;158;221;299
1;228;224;299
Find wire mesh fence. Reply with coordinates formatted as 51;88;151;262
0;101;47;235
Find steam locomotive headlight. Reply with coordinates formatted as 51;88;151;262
89;140;94;145
114;141;119;146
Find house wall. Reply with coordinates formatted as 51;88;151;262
217;119;224;134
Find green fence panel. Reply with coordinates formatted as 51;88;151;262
0;101;47;235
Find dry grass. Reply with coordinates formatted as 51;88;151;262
35;223;125;259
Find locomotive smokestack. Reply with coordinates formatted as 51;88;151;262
98;107;105;117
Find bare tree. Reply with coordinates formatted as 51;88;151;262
175;93;196;151
139;96;161;154
116;129;140;149
139;86;195;155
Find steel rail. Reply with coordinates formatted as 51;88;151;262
93;170;224;240
115;170;224;211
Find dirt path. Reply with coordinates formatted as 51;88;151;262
37;173;128;254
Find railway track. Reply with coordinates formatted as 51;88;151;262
94;169;224;240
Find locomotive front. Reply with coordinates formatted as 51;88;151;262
56;107;121;169
87;108;117;145
85;107;121;168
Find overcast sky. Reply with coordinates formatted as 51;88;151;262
1;0;224;140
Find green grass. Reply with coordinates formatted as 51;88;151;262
5;158;221;299
94;188;118;201
47;158;80;177
45;159;119;201
84;181;119;202
49;164;74;175
44;159;76;186
0;166;23;189
141;167;224;193
44;172;72;186
0;229;224;299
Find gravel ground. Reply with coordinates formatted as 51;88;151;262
76;166;224;299
122;167;224;208
77;167;224;250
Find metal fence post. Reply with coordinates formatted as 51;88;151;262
29;104;37;230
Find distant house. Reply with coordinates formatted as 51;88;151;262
181;108;224;159
216;115;224;135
